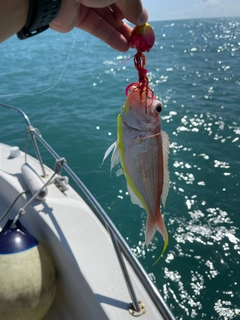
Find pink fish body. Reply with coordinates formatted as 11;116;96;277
104;85;170;261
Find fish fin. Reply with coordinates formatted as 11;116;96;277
110;142;120;172
127;183;144;209
145;210;168;264
116;168;124;177
161;131;170;208
102;141;120;174
102;142;116;164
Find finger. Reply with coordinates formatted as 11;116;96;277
108;4;124;21
76;7;132;51
50;0;80;33
93;6;123;29
93;6;132;41
116;0;148;26
80;0;148;25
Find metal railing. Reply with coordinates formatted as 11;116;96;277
0;102;175;320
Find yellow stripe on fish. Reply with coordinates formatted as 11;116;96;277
117;114;149;214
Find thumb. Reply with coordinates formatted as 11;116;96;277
116;0;148;26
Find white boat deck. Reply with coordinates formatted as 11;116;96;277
0;143;169;320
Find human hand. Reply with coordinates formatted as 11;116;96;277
50;0;148;52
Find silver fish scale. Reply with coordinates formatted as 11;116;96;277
120;120;163;218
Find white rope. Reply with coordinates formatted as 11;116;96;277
0;191;30;222
11;157;67;227
11;170;57;227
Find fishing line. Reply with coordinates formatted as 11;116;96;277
0;30;79;98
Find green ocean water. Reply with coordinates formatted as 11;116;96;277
0;18;240;319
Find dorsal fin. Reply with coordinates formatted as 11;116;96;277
161;131;170;208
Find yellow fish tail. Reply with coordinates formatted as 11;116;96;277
145;210;168;265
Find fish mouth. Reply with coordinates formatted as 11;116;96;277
126;83;155;110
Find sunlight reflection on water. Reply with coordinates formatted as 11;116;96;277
0;17;240;320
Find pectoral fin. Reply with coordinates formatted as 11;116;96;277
102;141;120;174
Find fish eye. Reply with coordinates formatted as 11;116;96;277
155;103;162;113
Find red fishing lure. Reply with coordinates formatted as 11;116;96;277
127;23;155;108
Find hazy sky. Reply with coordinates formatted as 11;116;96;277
142;0;240;21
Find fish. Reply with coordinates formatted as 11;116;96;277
103;84;170;262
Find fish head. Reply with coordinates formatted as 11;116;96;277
121;85;162;131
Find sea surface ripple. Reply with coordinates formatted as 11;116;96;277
0;17;240;320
